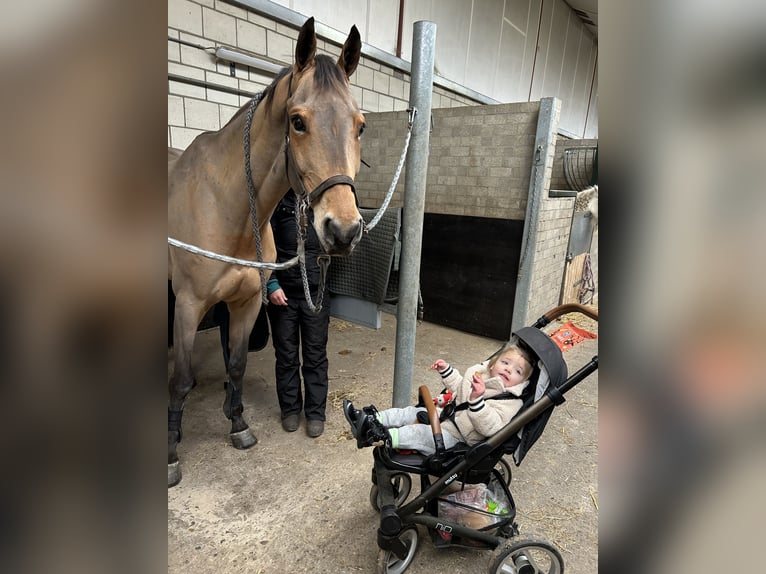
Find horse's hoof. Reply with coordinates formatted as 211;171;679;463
230;428;257;449
168;461;182;488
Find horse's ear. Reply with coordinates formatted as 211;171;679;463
338;25;361;78
295;17;317;72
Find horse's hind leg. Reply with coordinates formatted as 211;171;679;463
167;294;205;487
222;300;260;449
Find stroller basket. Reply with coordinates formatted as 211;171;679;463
436;470;516;538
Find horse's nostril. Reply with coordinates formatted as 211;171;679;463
323;217;363;249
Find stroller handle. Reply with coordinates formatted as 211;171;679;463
534;303;598;328
418;386;447;454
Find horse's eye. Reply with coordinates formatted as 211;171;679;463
358;123;366;138
291;116;306;133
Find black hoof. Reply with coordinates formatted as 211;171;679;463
168;461;182;488
230;427;257;449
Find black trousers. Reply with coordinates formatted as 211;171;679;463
266;293;330;421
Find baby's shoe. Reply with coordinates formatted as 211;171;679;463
359;415;390;448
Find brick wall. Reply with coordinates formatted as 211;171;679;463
356;102;539;221
527;197;576;322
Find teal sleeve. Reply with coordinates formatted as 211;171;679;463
266;276;281;295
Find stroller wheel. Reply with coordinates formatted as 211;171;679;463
370;472;412;512
375;526;418;574
494;457;513;486
488;536;564;574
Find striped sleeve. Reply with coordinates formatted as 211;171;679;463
438;364;454;379
468;396;485;413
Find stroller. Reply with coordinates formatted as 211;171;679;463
365;304;598;574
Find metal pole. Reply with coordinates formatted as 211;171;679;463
392;20;436;408
511;97;561;333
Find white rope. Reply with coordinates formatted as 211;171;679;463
365;108;417;232
168;237;299;270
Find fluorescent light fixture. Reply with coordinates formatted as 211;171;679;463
214;47;284;75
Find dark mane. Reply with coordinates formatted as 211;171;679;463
313;54;346;91
262;65;293;106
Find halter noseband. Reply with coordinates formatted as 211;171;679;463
283;72;359;209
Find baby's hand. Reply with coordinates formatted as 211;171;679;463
470;373;485;400
430;359;448;371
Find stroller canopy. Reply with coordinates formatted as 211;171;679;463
505;326;568;465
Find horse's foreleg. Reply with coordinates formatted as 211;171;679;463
168;294;205;487
222;300;261;449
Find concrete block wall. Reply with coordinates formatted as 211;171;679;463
356;102;539;221
168;0;479;150
527;197;576;322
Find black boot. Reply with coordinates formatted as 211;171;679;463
357;414;390;448
343;400;381;437
343;400;362;436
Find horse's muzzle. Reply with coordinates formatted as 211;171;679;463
321;215;364;255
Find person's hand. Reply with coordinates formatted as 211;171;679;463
268;288;288;306
470;372;485;400
430;359;448;371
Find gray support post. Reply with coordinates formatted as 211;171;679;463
392;21;436;408
511;97;561;334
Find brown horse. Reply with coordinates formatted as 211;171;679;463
167;17;365;487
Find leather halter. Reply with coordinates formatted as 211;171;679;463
283;72;359;211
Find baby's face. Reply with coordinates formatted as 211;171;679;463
490;350;531;388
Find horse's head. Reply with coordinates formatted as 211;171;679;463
284;17;365;255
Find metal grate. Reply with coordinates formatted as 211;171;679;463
327;207;400;305
564;147;597;191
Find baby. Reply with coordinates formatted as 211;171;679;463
344;341;534;454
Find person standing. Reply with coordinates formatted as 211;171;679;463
266;190;331;438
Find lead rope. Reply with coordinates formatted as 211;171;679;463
243;92;269;304
364;108;417;232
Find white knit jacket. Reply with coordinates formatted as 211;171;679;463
437;361;529;446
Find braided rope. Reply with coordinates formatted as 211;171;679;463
365;108;416;232
243;93;268;303
168;237;299;270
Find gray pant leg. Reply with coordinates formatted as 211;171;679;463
395;424;463;455
379;406;424;428
380;406;463;454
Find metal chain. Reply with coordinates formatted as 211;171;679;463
243;93;268;303
294;199;329;313
365;108;417;232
